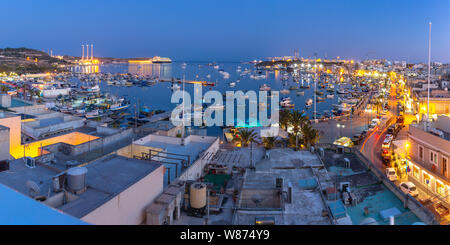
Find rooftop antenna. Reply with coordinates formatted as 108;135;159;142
426;22;432;131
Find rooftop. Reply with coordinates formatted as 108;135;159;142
234;148;331;225
0;183;87;225
0;154;163;218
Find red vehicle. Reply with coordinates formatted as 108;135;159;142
381;148;391;164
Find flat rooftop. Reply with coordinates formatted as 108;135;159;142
0;183;87;225
0;111;20;119
234;148;331;225
0;154;163;219
141;120;177;131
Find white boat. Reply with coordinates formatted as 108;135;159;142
280;89;290;94
213;65;219;69
228;82;236;87
85;110;101;119
281;97;292;103
207;104;225;110
171;84;181;91
326;94;335;99
306;98;313;106
280;100;294;108
250;74;266;80
259;84;271;91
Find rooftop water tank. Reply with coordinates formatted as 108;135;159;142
67;167;88;192
189;182;206;209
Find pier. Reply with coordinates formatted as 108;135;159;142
159;78;215;86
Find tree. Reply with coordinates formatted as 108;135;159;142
0;85;8;94
262;136;276;150
290;110;309;150
236;128;258;147
302;123;320;148
279;109;291;131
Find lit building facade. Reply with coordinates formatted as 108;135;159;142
406;122;450;204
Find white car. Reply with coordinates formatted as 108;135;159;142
385;168;398;181
399;182;419;197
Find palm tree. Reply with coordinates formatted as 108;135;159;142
0;85;8;94
302;124;320;148
236;129;258;147
290;110;309;149
262;136;276;150
279;109;291;131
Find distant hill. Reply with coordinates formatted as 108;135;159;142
0;47;69;74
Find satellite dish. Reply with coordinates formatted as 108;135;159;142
26;180;40;198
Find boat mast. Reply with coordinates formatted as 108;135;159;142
314;69;317;121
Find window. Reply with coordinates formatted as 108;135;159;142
430;150;438;166
443;157;448;177
436;181;446;197
419;146;424;160
412;165;420;179
423;172;431;187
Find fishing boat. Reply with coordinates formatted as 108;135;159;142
110;99;130;111
280;89;290;94
326;94;335;99
281;97;292;103
317;96;325;102
259;84;271;91
296;91;305;96
316;91;324;96
171;84;181;91
250;74;266;80
207;104;225;110
289;86;299;90
280;101;295;108
85;109;101;119
337;89;347;94
79;85;100;93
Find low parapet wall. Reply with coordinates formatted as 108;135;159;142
316;143;438;224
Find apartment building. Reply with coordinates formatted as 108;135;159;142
406;116;450;204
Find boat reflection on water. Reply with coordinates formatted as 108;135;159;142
128;63;172;77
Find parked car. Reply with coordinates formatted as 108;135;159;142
399;182;419;197
385;168;398;181
382;134;393;149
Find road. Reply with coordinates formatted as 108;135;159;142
360;84;399;169
314;93;377;144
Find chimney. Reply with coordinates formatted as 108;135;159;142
91;44;93;60
86;44;89;60
82;45;84;60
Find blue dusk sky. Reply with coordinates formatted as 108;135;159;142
1;0;449;62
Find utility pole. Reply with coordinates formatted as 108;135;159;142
426;22;432;131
